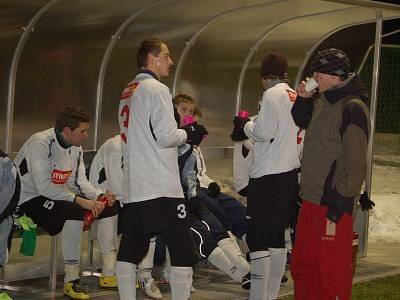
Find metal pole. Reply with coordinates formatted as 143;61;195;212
235;7;355;114
297;17;400;88
171;0;284;96
49;235;59;292
94;0;176;150
362;10;383;253
5;0;62;153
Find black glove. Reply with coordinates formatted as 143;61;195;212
181;123;208;146
326;206;341;223
208;182;220;198
230;116;250;141
324;188;354;223
359;191;375;211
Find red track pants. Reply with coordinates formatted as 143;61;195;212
291;200;353;300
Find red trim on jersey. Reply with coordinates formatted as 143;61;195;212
121;82;139;100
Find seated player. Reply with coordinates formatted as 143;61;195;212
89;134;162;299
14;106;116;300
174;94;251;289
190;106;248;242
0;150;20;265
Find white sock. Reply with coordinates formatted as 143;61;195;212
207;247;242;282
116;261;137;300
249;251;270;300
61;220;83;283
163;247;171;281
138;237;156;281
101;250;117;277
218;237;250;277
284;228;292;251
169;266;193;300
64;263;80;284
268;248;287;300
96;216;118;276
97;216;118;252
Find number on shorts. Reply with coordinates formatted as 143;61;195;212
43;200;55;210
177;203;187;219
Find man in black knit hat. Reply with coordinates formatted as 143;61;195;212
231;53;300;300
291;48;371;299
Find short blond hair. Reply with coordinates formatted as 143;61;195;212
172;93;195;107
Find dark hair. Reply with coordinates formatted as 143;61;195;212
172;93;195;106
137;37;164;69
260;53;288;79
55;106;90;131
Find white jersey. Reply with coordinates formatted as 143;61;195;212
244;82;300;178
89;135;124;201
14;128;102;205
118;71;187;203
233;139;254;193
192;146;214;188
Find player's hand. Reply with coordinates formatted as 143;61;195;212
359;191;375;211
230;116;250;141
103;192;116;206
296;80;315;98
208;182;221;198
182;123;208;146
76;196;105;218
90;200;105;218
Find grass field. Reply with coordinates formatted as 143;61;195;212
279;274;400;299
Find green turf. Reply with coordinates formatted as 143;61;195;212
279;274;400;299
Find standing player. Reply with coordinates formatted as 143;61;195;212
14;106;116;300
116;37;207;300
231;53;299;300
89;135;162;299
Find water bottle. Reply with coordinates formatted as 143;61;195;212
238;110;249;119
183;115;195;126
83;195;108;231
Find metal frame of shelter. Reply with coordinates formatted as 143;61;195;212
2;0;400;293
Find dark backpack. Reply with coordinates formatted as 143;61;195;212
0;150;20;222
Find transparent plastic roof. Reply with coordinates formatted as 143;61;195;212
0;0;399;151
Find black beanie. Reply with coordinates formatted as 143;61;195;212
311;48;350;78
260;53;288;79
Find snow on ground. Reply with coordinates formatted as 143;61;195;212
368;164;400;244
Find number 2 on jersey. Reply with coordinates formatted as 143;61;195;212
120;104;129;143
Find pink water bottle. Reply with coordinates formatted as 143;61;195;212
83;195;108;231
238;110;249;119
183;115;195;126
183;115;207;141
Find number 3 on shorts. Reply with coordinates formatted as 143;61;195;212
43;200;55;210
177;203;187;219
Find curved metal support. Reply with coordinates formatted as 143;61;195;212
171;0;285;96
297;18;400;86
5;0;62;153
358;44;400;74
94;0;177;150
363;10;383;253
235;7;355;114
382;28;400;38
